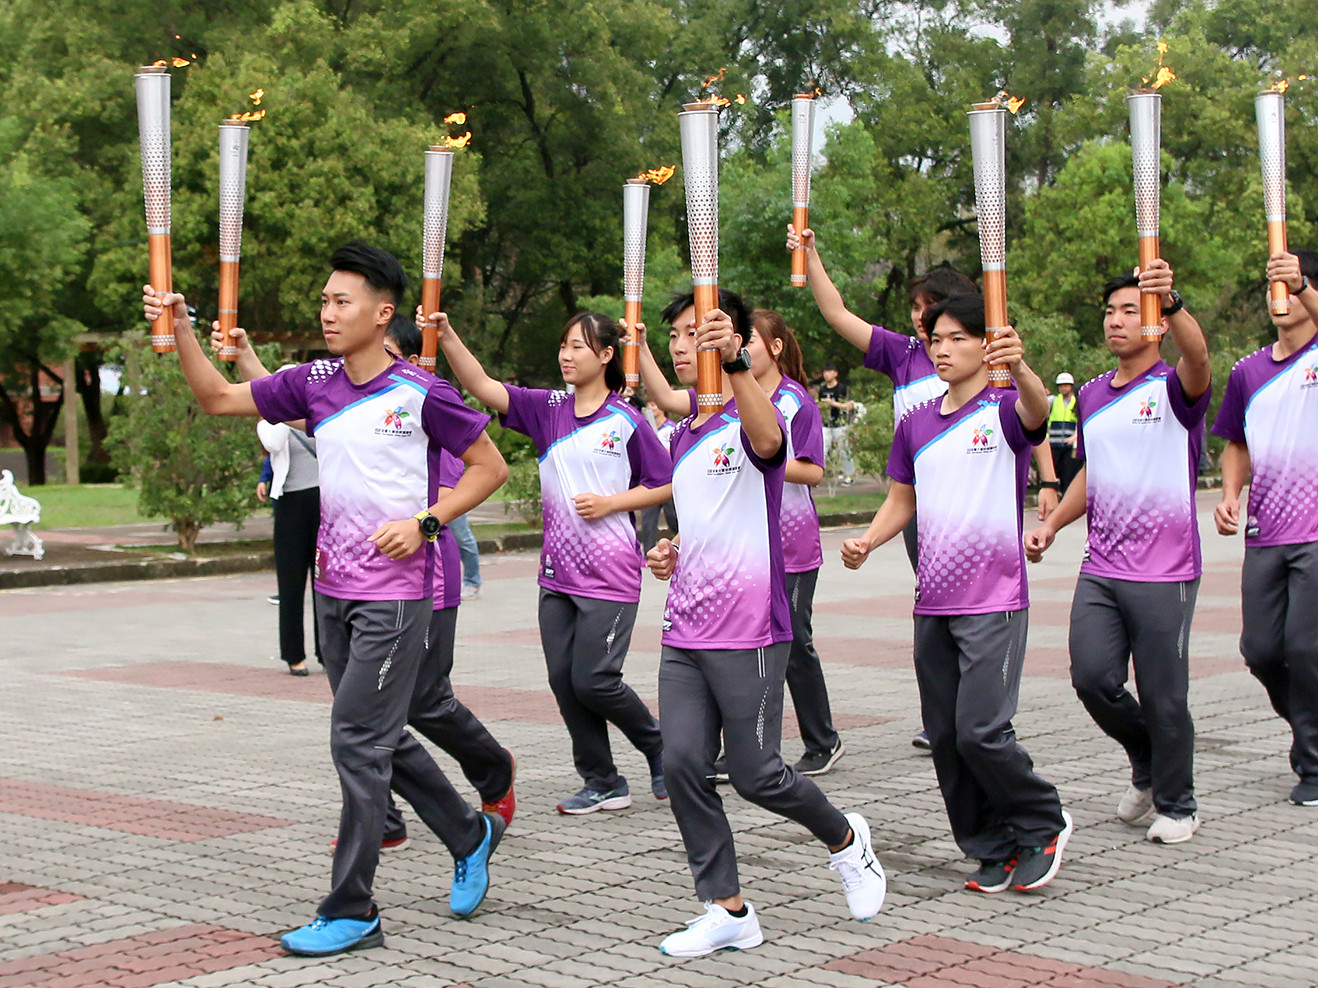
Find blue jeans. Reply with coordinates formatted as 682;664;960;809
448;513;481;589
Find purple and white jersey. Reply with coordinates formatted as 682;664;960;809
1075;361;1210;581
774;378;824;573
252;359;489;601
503;387;671;603
432;450;465;611
865;326;945;419
655;418;677;450
887;387;1042;615
663;401;793;649
1212;331;1318;547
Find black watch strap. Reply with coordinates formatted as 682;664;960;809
722;348;752;374
1039;480;1061;491
1298;276;1312;296
1161;290;1184;316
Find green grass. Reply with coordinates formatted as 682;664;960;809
21;484;166;529
814;490;885;516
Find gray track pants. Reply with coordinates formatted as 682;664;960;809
660;642;851;900
1241;543;1318;784
784;568;839;756
914;611;1065;861
1068;575;1198;817
316;594;483;920
539;590;662;791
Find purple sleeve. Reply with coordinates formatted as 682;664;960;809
438;449;465;488
791;396;825;466
886;415;915;484
1168;367;1211;431
500;386;555;451
1002;393;1046;452
687;389;698;417
742;407;788;473
1211;369;1247;443
421;380;492;458
627;412;674;488
863;326;904;378
251;365;313;427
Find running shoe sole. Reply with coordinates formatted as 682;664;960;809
965;869;1014;894
797;741;847;776
660;929;764;956
281;926;383;957
1013;810;1072;891
557;794;632;815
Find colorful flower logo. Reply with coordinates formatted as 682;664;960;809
383;406;410;429
1138;396;1158;418
713;444;735;467
971;424;995;447
600;430;621;450
1305;365;1318;383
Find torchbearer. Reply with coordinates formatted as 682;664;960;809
622;177;650;388
419;144;455;372
216;120;250;362
1255;88;1291;316
135;65;174;353
678;101;725;410
968;100;1011;387
789;94;816;288
1128;91;1165;338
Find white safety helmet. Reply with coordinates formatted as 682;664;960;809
1055;372;1075;385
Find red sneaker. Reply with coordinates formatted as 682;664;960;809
482;753;516;827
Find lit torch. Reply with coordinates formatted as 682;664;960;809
968;99;1012;388
1128;89;1164;338
679;100;724;409
790;94;816;287
216;119;250;361
135;65;174;352
1255;86;1289;315
622;165;675;388
419;113;467;371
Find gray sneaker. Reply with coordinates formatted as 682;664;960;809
1116;784;1155;825
556;782;631;815
1289;781;1318;806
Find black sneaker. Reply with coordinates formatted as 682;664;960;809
711;755;730;784
1290;781;1318;806
1011;811;1073;891
795;739;846;776
965;858;1015;894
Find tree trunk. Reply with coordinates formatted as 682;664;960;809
76;351;110;466
23;441;47;487
176;517;201;555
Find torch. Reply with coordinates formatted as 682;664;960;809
790;94;816;287
679;101;724;409
216;121;250;361
420;145;455;372
622;177;650;388
135;65;174;353
1128;91;1164;338
1255;88;1289;316
968;101;1011;388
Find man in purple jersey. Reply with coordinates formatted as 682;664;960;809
144;242;509;957
1213;249;1318;807
842;293;1071;895
1026;259;1211;844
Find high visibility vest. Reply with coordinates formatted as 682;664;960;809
1047;393;1077;443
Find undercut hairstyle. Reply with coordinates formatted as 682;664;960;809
1101;272;1141;307
384;312;422;359
1293;248;1318;282
330;241;407;308
561;312;626;393
922;292;987;339
751;309;807;386
908;266;977;308
660;288;752;346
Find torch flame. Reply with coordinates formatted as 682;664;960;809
735;94;746;104
703;67;727;89
1272;79;1290;93
443;111;467;125
153;56;193;68
634;165;676;185
228;87;267;122
444;132;472;149
248;88;265;105
1005;95;1026;114
1141;41;1176;89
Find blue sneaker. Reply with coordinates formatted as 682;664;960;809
280;911;383;956
451;812;504;917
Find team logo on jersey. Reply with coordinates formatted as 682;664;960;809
374;404;415;437
966;421;999;454
1132;392;1163;425
1302;364;1318;389
594;429;623;457
708;443;740;476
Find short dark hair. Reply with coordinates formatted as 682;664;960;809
330;241;407;308
560;312;626;393
1101;273;1140;307
660;288;752;345
1293;248;1318;282
384;312;422;358
908;266;977;307
922;292;987;339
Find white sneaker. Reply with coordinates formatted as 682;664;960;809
659;902;763;957
460;584;481;600
1146;812;1200;844
828;812;887;920
1116;785;1155;826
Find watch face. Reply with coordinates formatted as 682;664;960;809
420;515;441;538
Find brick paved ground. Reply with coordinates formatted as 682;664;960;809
2;493;1315;987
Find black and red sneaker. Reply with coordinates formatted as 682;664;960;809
1011;810;1073;891
965;857;1016;893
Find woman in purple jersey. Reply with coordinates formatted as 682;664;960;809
424;306;673;816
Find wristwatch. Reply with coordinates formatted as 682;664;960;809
1039;481;1061;491
414;511;442;542
722;348;752;375
1297;276;1312;296
1161;290;1184;317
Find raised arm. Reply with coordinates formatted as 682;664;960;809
426;310;511;415
209;324;270;382
628;320;691;417
1140;259;1210;400
986;326;1048;430
700;310;781;459
1266;251;1318;326
144;287;258;417
786;225;873;352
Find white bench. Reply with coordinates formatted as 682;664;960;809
0;469;44;560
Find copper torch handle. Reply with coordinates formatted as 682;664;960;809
982;268;1011;389
1137;236;1163;337
420;278;442;371
693;283;724;410
623;299;642;388
148;233;175;353
216;259;239;361
1267;219;1290;315
791;206;809;287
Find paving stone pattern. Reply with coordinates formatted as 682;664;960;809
1;496;1315;987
